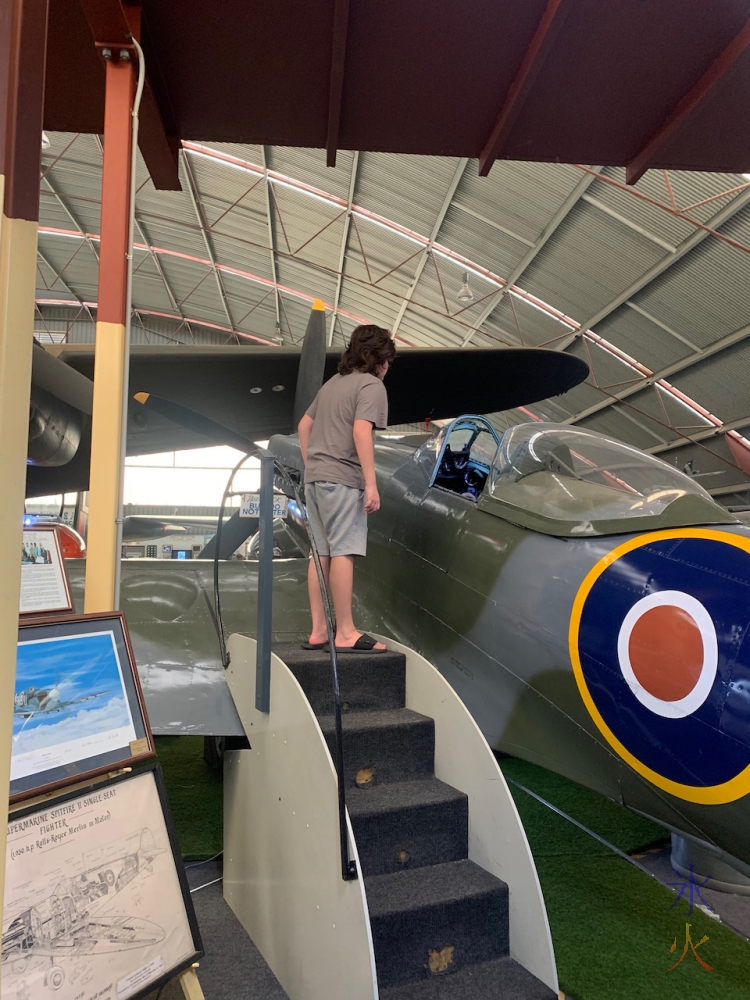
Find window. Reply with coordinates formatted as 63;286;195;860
146;545;158;558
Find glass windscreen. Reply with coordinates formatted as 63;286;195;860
490;423;713;525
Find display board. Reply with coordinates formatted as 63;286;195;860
12;614;155;802
3;765;203;1000
19;525;73;617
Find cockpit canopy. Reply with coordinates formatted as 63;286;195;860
487;423;735;535
416;418;735;536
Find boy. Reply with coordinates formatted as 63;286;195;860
298;324;395;652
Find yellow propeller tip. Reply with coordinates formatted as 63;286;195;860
134;392;150;404
312;298;326;311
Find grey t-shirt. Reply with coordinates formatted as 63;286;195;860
304;371;388;488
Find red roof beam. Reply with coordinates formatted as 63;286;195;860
478;0;572;178
326;0;351;168
76;0;181;191
626;16;750;186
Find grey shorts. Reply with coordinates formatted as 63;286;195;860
305;481;367;557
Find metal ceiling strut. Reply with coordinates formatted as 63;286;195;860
461;167;603;346
390;158;469;337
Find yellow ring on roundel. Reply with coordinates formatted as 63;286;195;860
569;527;750;805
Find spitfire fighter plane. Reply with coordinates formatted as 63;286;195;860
13;684;110;720
267;416;750;878
2;828;165;990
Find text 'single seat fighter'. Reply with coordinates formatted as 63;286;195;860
266;418;750;877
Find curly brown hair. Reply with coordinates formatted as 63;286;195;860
338;324;396;375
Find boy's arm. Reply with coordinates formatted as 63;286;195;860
298;413;314;464
353;418;379;513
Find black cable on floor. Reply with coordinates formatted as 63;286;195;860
185;850;223;870
505;777;663;883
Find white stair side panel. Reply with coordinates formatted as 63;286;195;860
372;633;558;994
224;633;378;1000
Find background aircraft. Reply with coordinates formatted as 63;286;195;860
25;301;588;498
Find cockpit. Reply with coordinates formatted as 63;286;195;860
413;417;734;535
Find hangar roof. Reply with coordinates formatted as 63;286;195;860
48;0;750;186
35;133;750;504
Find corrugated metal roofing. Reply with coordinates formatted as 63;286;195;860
36;130;750;495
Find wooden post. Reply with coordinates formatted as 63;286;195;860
178;965;205;1000
0;0;49;927
84;39;137;612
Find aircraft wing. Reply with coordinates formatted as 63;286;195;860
27;344;587;497
35;916;165;955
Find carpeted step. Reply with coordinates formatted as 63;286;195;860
318;708;434;788
378;956;556;999
348;777;468;876
273;642;405;715
365;859;509;988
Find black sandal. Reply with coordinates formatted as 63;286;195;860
333;633;386;654
301;641;327;650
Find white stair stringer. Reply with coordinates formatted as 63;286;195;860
370;633;558;995
223;633;378;1000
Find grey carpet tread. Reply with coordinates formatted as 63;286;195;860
346;776;466;817
378;957;556;999
317;707;432;733
273;642;405;669
365;859;507;918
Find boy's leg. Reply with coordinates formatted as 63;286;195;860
307;555;330;645
329;555;385;650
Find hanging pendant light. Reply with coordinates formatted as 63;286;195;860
457;271;474;304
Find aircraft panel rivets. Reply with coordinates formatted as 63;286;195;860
272;385;285;392
250;387;262;394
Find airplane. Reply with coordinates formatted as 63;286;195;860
25;300;588;500
13;684;110;719
2;828;165;988
62;395;750;885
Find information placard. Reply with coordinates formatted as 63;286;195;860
20;526;73;617
3;765;202;1000
240;492;288;518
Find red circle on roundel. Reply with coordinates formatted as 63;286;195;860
628;605;703;702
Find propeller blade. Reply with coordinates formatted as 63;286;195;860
197;509;259;559
292;298;327;429
132;392;258;453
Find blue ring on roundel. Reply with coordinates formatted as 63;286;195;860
577;536;750;788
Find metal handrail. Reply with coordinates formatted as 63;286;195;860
210;446;357;881
269;454;357;881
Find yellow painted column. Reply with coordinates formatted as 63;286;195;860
84;319;128;611
0;0;49;926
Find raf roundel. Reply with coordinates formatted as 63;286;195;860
569;529;750;804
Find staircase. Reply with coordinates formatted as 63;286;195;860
276;642;556;999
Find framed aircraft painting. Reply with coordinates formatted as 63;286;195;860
11;612;155;802
19;524;74;618
3;764;203;1000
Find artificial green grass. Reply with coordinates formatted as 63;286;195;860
154;736;223;860
498;757;750;1000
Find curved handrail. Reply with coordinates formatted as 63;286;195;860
209;446;356;882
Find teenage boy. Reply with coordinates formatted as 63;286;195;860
298;324;396;652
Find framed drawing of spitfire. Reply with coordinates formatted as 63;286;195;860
3;764;203;1000
11;613;155;802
